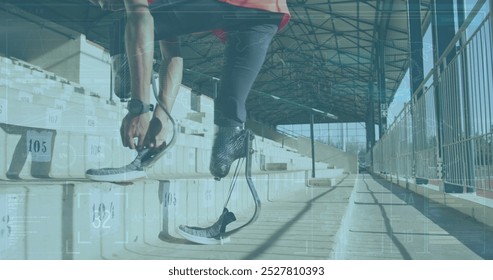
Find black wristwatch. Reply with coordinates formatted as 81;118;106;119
127;99;154;115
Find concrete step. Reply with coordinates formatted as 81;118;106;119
0;123;135;180
1;54;331;180
0;170;328;259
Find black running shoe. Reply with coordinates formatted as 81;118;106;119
209;127;251;180
177;208;237;245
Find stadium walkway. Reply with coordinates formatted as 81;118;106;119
105;173;493;260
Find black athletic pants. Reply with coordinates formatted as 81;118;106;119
110;0;281;127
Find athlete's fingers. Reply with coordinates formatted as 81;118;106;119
127;134;136;150
143;132;154;148
137;133;146;149
146;117;163;148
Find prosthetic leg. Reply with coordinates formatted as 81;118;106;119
177;130;261;245
86;58;261;243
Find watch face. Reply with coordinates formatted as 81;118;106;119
127;99;143;114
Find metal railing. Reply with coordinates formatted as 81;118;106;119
371;1;493;194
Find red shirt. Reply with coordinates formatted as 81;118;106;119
217;0;290;31
150;0;290;32
148;0;290;40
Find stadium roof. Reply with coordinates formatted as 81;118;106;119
2;0;432;126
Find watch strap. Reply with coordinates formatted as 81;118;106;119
127;99;154;114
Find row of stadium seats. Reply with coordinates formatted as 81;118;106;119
1;55;336;180
0;53;346;259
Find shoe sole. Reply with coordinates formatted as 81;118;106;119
176;227;231;245
85;170;147;182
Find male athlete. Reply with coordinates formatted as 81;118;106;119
87;0;290;181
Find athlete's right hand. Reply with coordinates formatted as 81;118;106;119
144;106;169;149
120;113;150;150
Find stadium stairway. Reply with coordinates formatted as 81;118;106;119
0;56;352;259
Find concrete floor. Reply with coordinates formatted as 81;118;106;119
98;173;493;260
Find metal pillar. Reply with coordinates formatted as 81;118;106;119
491;0;493;48
310;114;316;178
432;0;457;68
430;0;449;161
366;83;376;170
407;0;425;99
375;0;393;139
376;39;387;138
407;0;425;178
456;0;476;189
212;77;220;99
368;83;376;150
431;0;457;191
327;123;330;146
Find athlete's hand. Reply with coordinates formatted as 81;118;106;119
144;106;169;149
120;113;150;150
